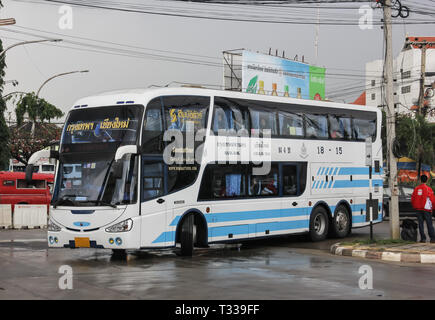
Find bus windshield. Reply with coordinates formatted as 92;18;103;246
54;105;142;207
53;154;138;207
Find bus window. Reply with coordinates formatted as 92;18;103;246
42;165;55;172
213;107;229;132
250;108;277;136
212;97;250;135
282;165;297;195
142;98;164;154
278;111;304;137
163;96;210;133
305;114;328;139
248;164;279;197
17;179;46;189
282;163;307;196
198;164;246;199
328;115;352;140
353;118;376;141
142;162;164;201
167;164;199;194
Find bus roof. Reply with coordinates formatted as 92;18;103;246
0;171;54;180
71;87;380;114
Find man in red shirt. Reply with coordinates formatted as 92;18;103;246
411;175;435;243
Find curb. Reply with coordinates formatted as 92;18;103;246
330;243;435;264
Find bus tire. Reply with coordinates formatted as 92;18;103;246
309;206;329;242
330;205;351;238
180;214;195;257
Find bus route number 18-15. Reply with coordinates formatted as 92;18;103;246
317;146;343;155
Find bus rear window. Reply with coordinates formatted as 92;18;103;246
353;118;376;141
17;180;46;189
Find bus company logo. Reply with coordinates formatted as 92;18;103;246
299;143;308;159
73;222;90;227
169;108;204;125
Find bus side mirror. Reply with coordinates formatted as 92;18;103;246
112;161;123;179
25;149;59;182
114;145;138;161
112;145;139;179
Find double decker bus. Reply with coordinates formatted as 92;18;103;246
28;87;383;256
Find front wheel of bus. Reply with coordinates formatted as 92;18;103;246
309;207;329;242
180;214;196;257
330;205;351;238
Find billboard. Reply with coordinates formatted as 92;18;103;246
242;50;325;100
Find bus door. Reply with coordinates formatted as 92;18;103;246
140;160;168;247
280;163;310;234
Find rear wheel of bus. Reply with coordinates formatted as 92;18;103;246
309;206;329;242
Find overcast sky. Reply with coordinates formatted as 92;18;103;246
0;0;432;122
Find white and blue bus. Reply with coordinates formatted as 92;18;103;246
28;87;383;256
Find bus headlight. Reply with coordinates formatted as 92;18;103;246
48;219;61;232
105;219;133;233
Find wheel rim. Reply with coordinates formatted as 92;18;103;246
314;213;326;235
335;211;349;232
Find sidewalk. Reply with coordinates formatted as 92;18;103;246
331;242;435;264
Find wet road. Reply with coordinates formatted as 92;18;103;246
0;221;434;300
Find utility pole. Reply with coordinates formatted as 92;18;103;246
383;0;400;239
418;41;427;115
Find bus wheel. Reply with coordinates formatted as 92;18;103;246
309;206;329;242
180;214;196;257
331;205;351;238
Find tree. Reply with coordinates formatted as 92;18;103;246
8;92;63;165
15;92;63;126
0;1;11;170
395;113;435;182
8;122;62;165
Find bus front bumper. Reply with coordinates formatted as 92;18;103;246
47;223;141;249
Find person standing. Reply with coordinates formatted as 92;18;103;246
411;175;435;243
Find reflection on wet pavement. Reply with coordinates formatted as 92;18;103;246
0;222;434;299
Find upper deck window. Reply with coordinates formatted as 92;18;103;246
61;105;142;153
212;97;250;135
305;113;328;139
163;96;210;133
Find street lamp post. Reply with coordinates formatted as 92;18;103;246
36;70;89;97
0;39;62;58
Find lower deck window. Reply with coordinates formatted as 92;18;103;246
198;162;307;200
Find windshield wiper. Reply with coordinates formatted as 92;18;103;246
52;195;81;208
94;200;117;208
78;200;117;208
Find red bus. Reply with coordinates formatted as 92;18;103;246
0;171;54;212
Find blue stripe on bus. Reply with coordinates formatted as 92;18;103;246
153;219;310;243
317;167;322;175
333;179;383;189
337;167;384;176
170;207;308;226
333;167;339;175
338;167;369;175
155;203;377;243
320;167;325;175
